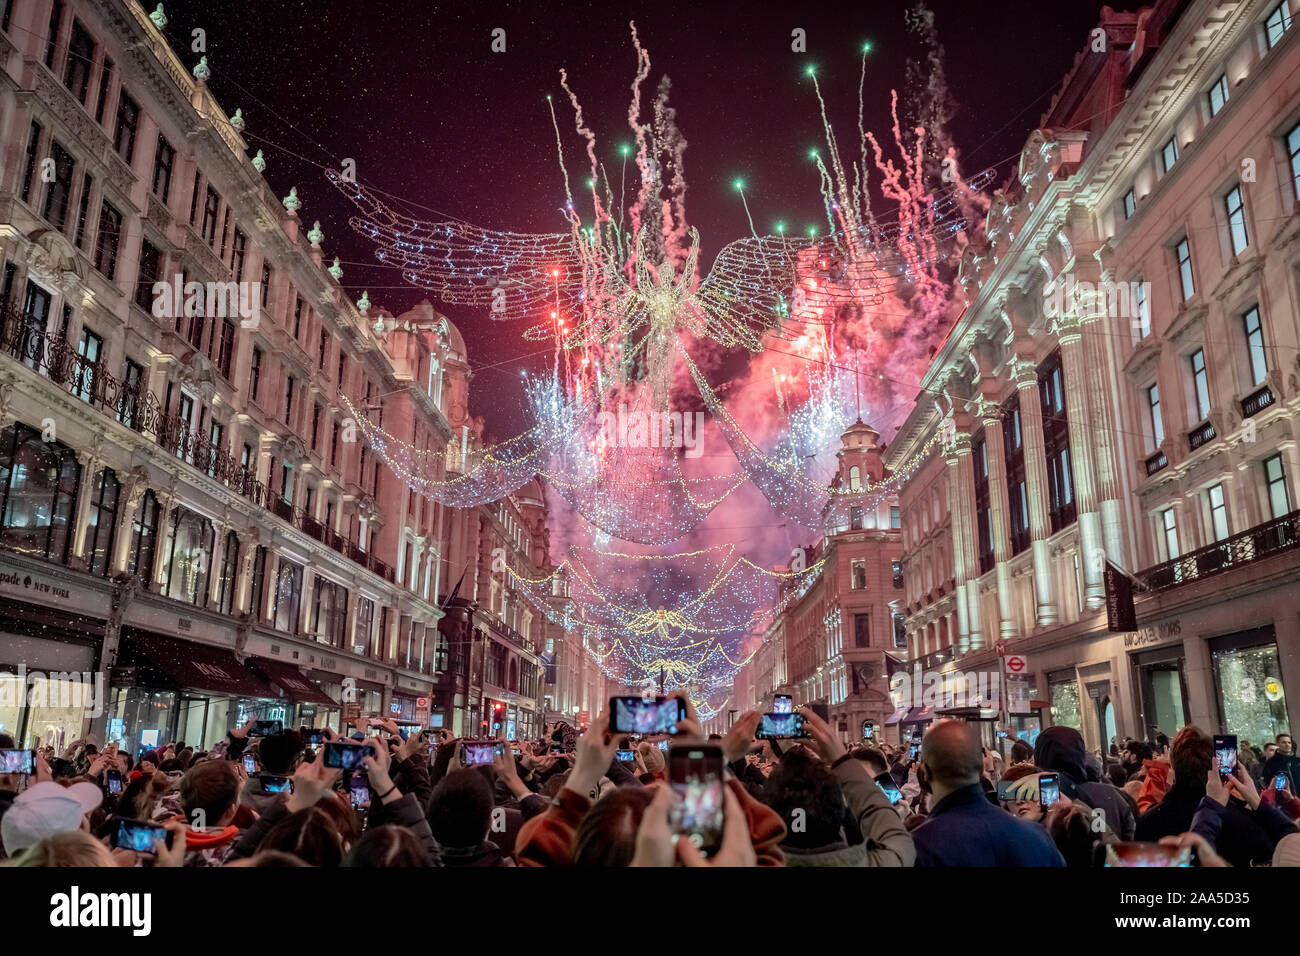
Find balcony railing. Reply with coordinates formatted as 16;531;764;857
1241;384;1276;419
1140;509;1300;594
0;307;396;584
1145;450;1168;476
1188;419;1217;451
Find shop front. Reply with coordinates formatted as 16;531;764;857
248;657;341;733
1130;643;1189;743
107;629;285;754
387;690;431;736
1209;626;1289;744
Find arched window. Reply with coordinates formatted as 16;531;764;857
128;490;160;583
849;465;862;492
166;507;214;606
85;468;120;576
216;530;239;614
0;424;81;564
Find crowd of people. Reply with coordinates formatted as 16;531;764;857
0;700;1296;868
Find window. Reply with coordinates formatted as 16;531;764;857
1161;508;1179;560
201;187;219;245
318;330;329;369
249;347;263;401
0;424;80;565
1243;306;1267;386
1039;351;1075;532
152;136;174;203
1191;348;1211;421
848;464;861;492
119;359;143;429
93;201;121;278
1147;384;1164;449
113;92;139;164
311;577;349;647
261;261;272;308
284;374;295;426
230;228;246;281
82;468;119;577
1122;188;1136;219
249;546;268;620
207;421;223;477
43;0;62;67
1265;1;1292;49
331;420;340;466
41;141;74;231
186;311;205;351
63;20;94;104
94;56;113;124
219;208;230;261
851;558;866;590
128;490;159;584
1225;186;1249;256
135;239;161;313
1206;483;1231;542
1004;394;1030;555
311;402;322;448
166;508;214;606
188;170;201;225
75;327;102;403
849;506;863;530
19;121;41;204
1209;73;1229;117
354;598;375;655
293;295;304;339
973;432;993;574
216;319;236;379
1264;455;1291;519
273;559;303;634
1175;238;1194;300
1160;137;1178;174
74;172;93;248
216;531;239;615
1134;278;1150;338
890;505;901;529
853;613;871;649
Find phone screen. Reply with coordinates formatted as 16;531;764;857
862;723;875;740
669;745;725;855
114;818;170;853
609;697;685;735
304;729;327;745
756;712;806;739
1213;735;1237;777
105;769;123;795
0;749;35;774
1104;841;1193;867
1277;774;1289;791
349;777;371;809
1039;773;1061;807
261;774;294;794
874;772;901;805
772;695;793;715
908;743;920;761
323;742;375;770
250;720;283;737
616;749;636;762
461;740;503;765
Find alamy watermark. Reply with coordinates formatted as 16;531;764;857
1043;274;1153;335
593;403;705;459
0;665;105;718
152;273;261;329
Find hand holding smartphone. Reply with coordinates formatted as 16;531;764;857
1213;735;1237;779
668;744;725;856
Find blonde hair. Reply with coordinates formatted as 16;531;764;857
15;831;116;867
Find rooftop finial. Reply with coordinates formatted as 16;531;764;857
229;107;245;132
357;291;371;315
307;220;324;247
328;257;343;281
251;149;265;173
193;55;210;81
149;4;167;29
282;187;301;213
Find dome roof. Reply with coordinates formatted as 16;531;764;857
514;477;546;508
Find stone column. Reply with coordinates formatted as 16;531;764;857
111;467;149;575
948;428;983;653
70;447;103;566
150;491;177;593
1057;312;1105;609
209;521;230;608
1010;356;1058;626
1089;256;1132;570
977;398;1017;641
233;531;255;614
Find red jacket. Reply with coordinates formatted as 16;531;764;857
516;778;786;866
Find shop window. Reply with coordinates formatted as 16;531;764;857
1048;673;1081;731
128;489;159;584
273;559;303;634
851;559;866;590
85;467;120;576
0;423;81;565
1211;628;1287;744
216;531;239;614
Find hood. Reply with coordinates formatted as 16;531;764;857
1034;726;1088;783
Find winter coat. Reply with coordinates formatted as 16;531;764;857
784;758;914;867
911;784;1065;867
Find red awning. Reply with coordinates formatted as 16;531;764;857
119;630;281;699
248;658;339;708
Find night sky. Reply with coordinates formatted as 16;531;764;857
159;0;1125;435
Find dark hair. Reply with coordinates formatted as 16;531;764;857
1046;806;1095;867
766;748;846;848
343;825;433;867
1105;762;1128;788
1170;726;1212;791
1009;739;1034;765
572;786;655;866
0;733;14;749
179;760;242;824
850;746;889;777
116;771;169;821
257;730;304;775
242;850;310;867
158;758;183;773
540;772;570;800
259;805;349;867
1155;733;1169;750
428;769;493;849
1000;763;1042;784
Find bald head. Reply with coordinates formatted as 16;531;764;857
921;720;983;789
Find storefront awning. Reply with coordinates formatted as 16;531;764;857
119;631;281;699
900;705;936;725
884;704;910;726
249;658;339;708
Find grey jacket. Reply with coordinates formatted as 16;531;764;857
785;758;915;866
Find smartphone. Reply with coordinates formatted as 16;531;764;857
105;769;124;795
303;728;328;746
1276;773;1290;792
242;753;256;774
908;742;920;761
1038;772;1061;808
616;749;636;762
1104;841;1193;867
995;779;1017;802
111;816;173;853
772;694;793;715
668;744;725;857
609;696;687;735
863;723;875;740
755;712;808;740
260;773;294;794
511;748;522;756
807;702;830;723
548;743;564;755
657;739;670;751
1213;735;1237;778
874;771;902;805
0;749;35;774
460;740;505;766
323;741;376;771
349;776;371;810
249;719;282;737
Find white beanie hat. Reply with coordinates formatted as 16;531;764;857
1;781;102;855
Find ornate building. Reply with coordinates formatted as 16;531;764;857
886;0;1300;753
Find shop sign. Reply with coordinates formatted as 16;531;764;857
0;569;72;602
415;697;431;724
1124;619;1181;649
1265;677;1284;702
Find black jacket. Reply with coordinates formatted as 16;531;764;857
912;784;1065;867
1135;784;1292;867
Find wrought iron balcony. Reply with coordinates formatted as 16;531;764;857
1140;509;1300;594
1241;384;1276;419
1188;419;1217;451
1145;450;1168;476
